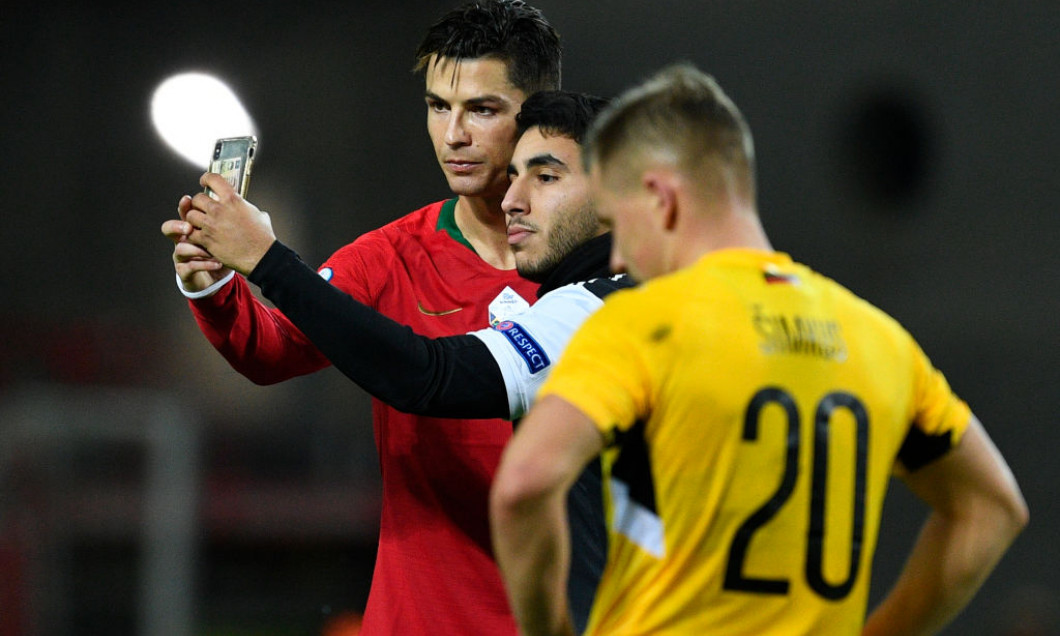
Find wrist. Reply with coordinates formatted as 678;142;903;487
234;239;276;277
176;270;236;299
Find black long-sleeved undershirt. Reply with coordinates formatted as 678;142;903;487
247;234;618;419
248;240;509;418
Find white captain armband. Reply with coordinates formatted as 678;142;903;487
175;270;236;299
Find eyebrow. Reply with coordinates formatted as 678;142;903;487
525;154;567;170
424;91;509;106
508;153;567;177
468;95;508;106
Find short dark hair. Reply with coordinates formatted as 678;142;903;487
414;0;562;94
515;91;609;144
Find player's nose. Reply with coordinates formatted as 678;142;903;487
445;112;471;147
502;175;528;217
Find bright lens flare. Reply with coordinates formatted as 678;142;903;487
151;72;257;167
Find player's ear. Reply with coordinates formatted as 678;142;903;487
642;169;679;232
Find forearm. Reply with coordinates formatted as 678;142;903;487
863;495;1025;635
189;273;328;384
249;241;510;417
492;491;575;636
491;397;604;636
866;415;1028;635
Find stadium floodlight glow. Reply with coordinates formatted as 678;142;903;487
151;72;257;167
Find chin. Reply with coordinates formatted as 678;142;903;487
516;260;550;283
446;176;486;197
453;177;509;200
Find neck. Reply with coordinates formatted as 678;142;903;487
673;205;772;271
454;193;515;269
536;233;614;297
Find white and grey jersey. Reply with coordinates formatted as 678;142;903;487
471;274;632;420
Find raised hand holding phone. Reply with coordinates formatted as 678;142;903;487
161;137;265;292
185;171;277;276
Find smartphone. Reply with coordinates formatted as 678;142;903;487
205;135;257;198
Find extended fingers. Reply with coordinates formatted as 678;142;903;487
190;191;217;217
177;194;194;220
161;218;192;240
172;239;215;263
200;172;234;198
163;195;199;240
179;259;224;274
184;207;207;230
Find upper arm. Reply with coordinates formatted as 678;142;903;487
471;287;605;419
493;395;606;506
899;414;1027;526
322;235;384;306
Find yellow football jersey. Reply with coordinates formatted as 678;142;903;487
538;249;971;635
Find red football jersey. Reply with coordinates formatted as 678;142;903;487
189;199;539;634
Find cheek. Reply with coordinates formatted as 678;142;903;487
541;192;573;234
426;119;446;150
485;120;518;152
616;210;647;262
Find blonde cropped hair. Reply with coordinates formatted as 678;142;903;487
585;62;756;200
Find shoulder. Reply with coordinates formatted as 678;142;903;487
383;199;446;233
313;200;449;298
576;269;707;344
804;264;915;346
354;200;446;244
326;200;448;260
529;273;635;319
579;273;636;300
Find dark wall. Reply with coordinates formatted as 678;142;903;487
1;1;1056;634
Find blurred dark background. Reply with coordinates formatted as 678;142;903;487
1;1;1057;634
